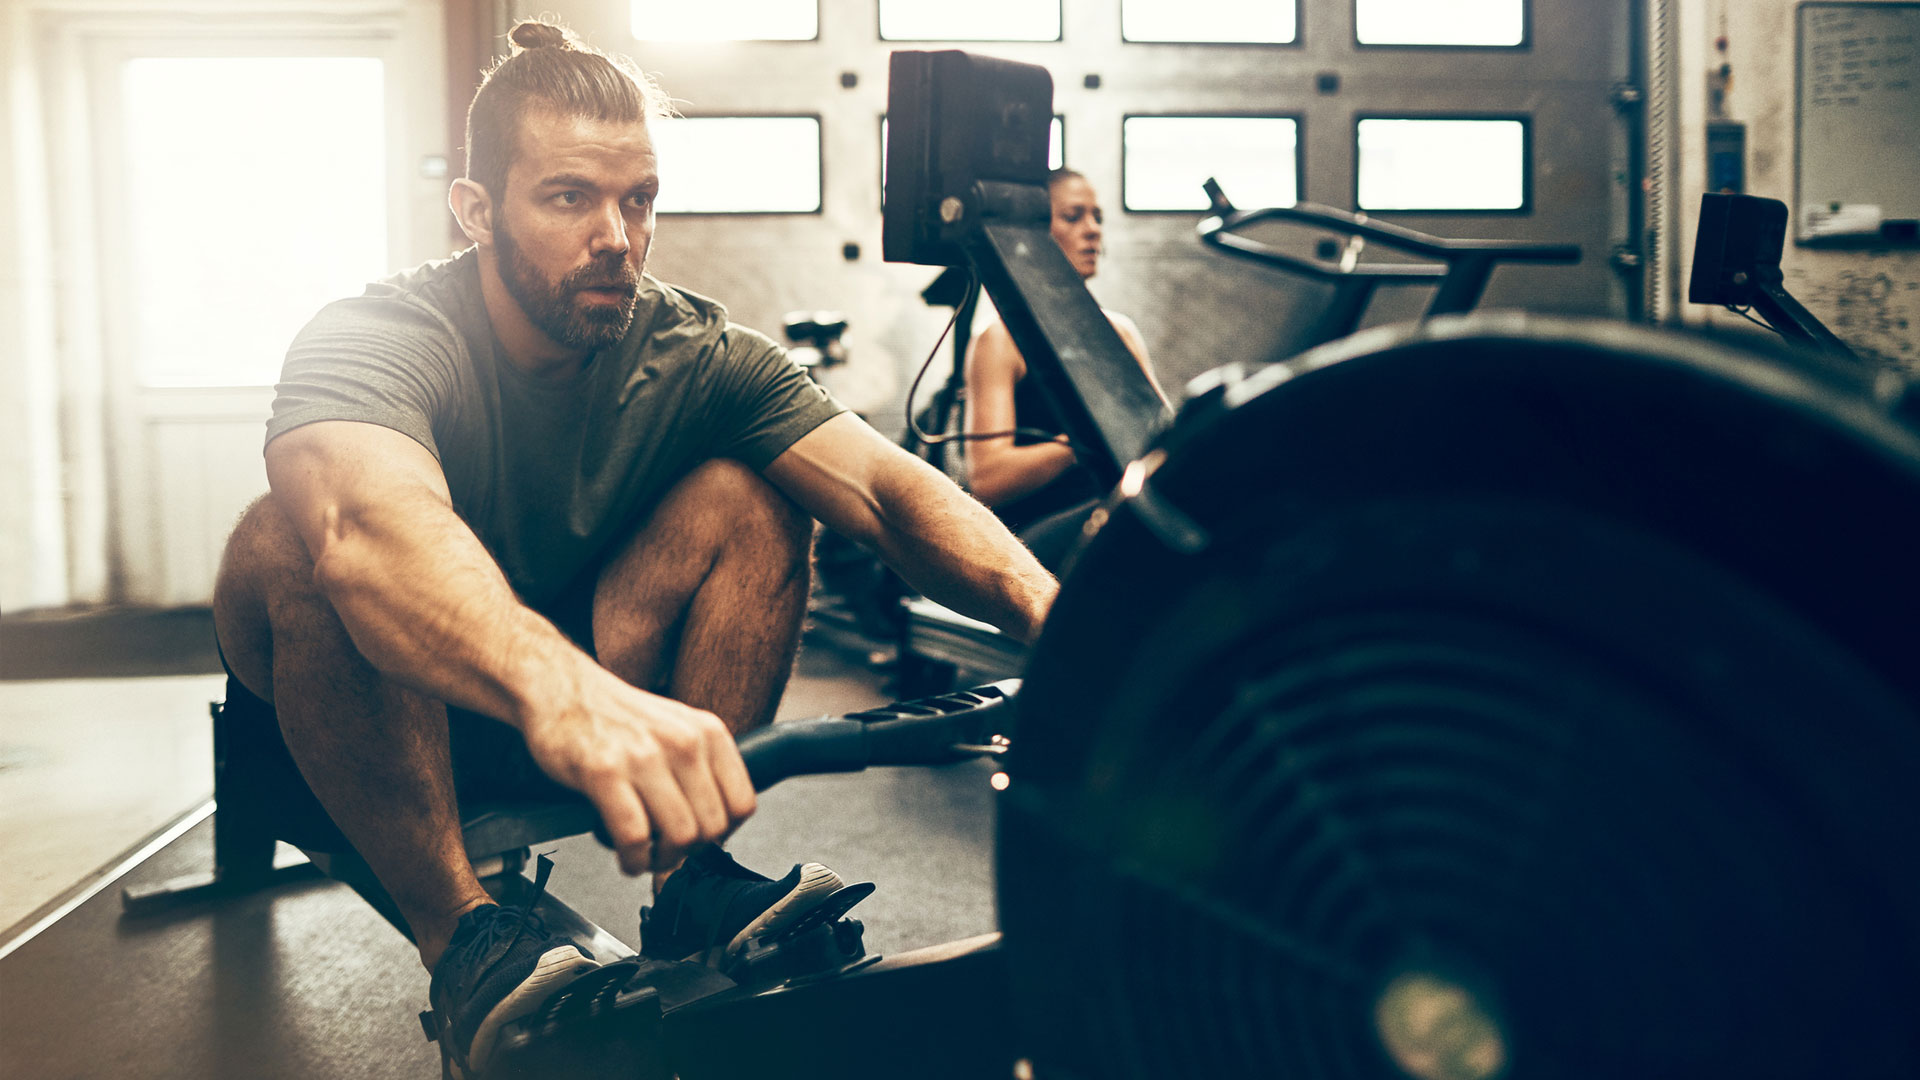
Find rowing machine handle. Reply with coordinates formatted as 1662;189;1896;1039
590;680;1020;849
736;679;1019;791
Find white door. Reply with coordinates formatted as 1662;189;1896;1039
38;4;449;605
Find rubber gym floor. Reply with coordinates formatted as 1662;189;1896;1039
0;609;1000;1079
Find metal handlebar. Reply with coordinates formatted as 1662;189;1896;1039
1196;178;1582;330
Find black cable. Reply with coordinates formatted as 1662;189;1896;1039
903;273;974;448
903;272;1097;463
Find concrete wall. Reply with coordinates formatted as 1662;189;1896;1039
1677;0;1919;369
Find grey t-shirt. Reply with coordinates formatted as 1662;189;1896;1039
267;249;845;608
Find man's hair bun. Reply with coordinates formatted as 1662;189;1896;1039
466;18;669;200
508;21;572;51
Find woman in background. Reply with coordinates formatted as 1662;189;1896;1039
963;168;1164;572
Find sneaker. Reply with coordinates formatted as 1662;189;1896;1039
640;846;844;964
425;901;599;1078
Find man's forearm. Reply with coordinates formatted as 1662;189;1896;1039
865;460;1059;644
308;493;590;727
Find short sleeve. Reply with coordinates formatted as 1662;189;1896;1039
265;294;460;460
703;325;848;469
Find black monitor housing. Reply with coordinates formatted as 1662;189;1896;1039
1689;193;1858;362
883;50;1170;485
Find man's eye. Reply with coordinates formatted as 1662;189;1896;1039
627;192;653;209
554;191;581;206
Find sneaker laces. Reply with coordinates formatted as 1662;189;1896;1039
452;854;561;978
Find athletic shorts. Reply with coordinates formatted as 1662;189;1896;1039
215;575;596;854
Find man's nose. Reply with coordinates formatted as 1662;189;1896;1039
588;201;629;256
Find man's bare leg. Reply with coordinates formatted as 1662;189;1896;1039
593;458;813;735
213;494;486;968
591;458;816;908
213;461;808;959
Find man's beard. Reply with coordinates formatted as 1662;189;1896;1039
494;211;643;353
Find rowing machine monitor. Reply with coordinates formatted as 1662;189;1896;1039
1689;193;1858;362
1689;192;1789;308
881;51;1052;269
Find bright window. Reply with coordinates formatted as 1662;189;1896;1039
1355;0;1525;46
1356;118;1526;210
122;57;389;387
651;116;822;213
1123;116;1298;212
630;0;817;41
1122;0;1297;43
878;0;1061;41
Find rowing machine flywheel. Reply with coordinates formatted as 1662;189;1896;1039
1000;317;1920;1079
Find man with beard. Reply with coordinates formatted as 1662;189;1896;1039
210;20;1057;1076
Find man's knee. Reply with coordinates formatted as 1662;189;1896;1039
681;458;812;572
213;493;325;698
217;493;316;599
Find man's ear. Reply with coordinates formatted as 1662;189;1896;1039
449;178;495;246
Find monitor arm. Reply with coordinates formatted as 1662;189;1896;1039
958;181;1169;486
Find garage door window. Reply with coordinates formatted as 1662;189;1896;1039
1355;117;1528;211
630;0;817;41
1355;0;1526;46
651;116;822;213
1123;115;1300;212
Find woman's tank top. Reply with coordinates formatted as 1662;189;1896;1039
991;374;1104;534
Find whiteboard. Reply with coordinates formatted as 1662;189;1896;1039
1796;2;1920;242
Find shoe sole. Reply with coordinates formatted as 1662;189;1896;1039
460;945;600;1078
722;862;844;957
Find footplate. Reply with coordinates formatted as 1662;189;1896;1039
481;957;731;1080
723;881;877;986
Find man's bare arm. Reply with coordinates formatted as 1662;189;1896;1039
763;413;1058;643
265;420;752;873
